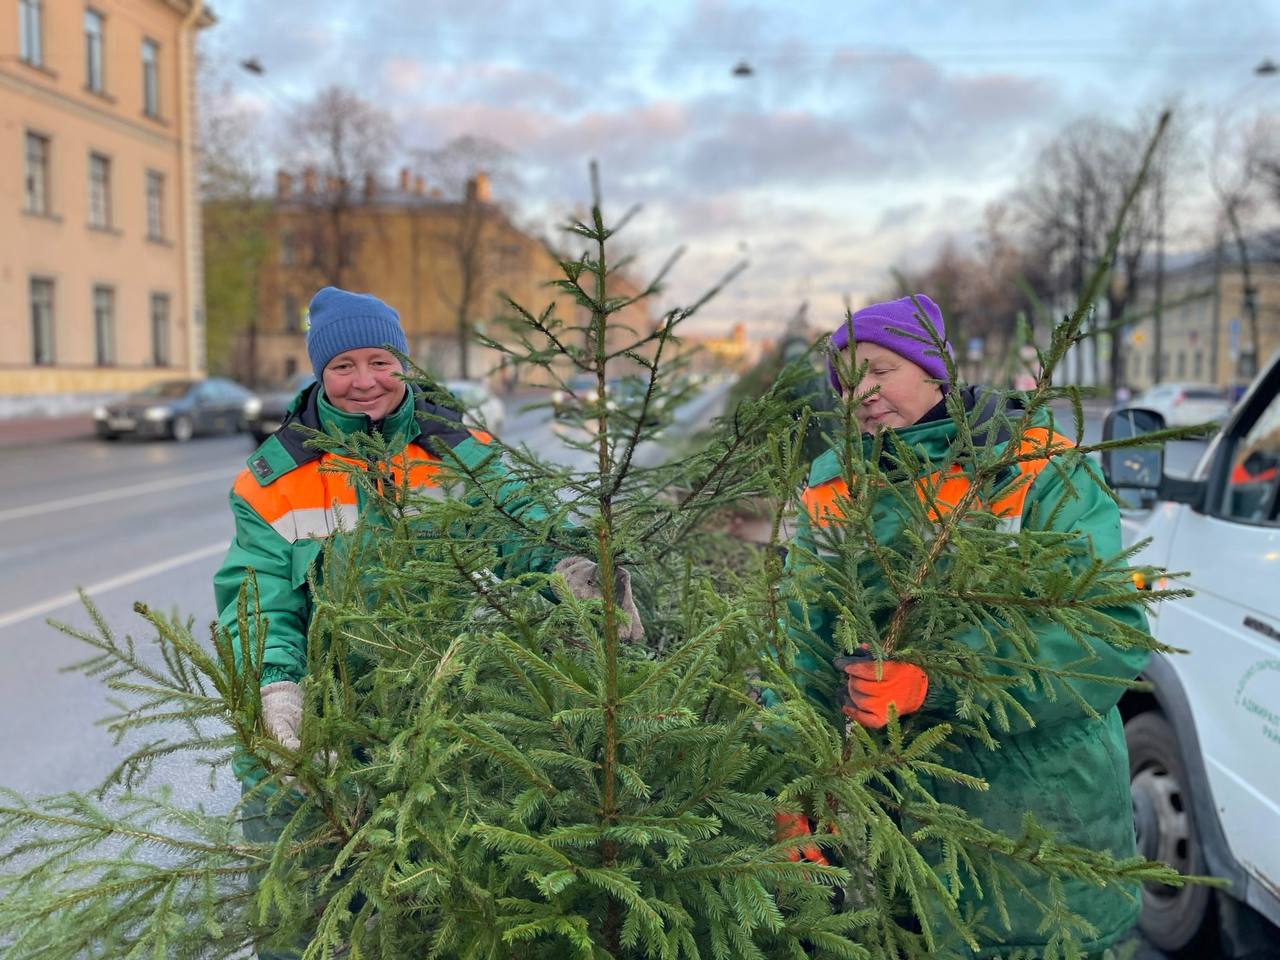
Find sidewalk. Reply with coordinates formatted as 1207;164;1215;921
0;414;96;450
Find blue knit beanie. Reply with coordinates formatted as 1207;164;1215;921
827;294;954;392
305;287;409;379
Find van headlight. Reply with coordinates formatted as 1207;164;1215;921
244;396;262;417
144;405;172;421
93;405;108;420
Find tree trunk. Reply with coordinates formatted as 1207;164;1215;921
1226;206;1259;380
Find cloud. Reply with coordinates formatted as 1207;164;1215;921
874;202;928;232
382;59;580;111
203;0;1162;338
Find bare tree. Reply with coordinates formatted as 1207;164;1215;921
1211;111;1280;379
415;136;519;379
1012;113;1175;391
197;50;269;382
887;203;1049;385
285;86;398;289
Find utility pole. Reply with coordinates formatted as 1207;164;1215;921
1152;168;1166;385
1209;236;1223;385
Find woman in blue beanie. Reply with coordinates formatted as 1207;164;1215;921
214;286;643;960
780;295;1150;959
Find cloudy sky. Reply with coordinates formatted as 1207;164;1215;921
204;0;1280;337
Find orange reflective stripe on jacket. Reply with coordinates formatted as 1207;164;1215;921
802;426;1075;531
233;438;476;543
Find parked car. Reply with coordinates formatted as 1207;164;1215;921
1101;352;1280;954
246;372;316;443
1132;382;1233;428
444;379;506;434
552;374;611;418
94;378;257;442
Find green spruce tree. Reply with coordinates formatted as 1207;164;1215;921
1;142;1206;959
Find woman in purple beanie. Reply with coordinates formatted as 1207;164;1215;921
780;294;1152;958
824;293;954;432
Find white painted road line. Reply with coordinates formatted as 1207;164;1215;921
0;541;229;631
0;468;234;524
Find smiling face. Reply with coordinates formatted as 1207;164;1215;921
321;347;407;421
845;342;943;432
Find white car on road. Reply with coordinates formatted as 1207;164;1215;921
1103;354;1280;955
1132;382;1233;428
445;379;506;435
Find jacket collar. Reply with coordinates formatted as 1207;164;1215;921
316;385;416;443
244;381;473;486
807;386;1033;487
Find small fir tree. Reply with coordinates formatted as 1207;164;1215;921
1;140;1205;959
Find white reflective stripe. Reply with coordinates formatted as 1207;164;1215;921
267;501;359;543
415;483;447;501
400;484;446;518
332;500;359;530
265;479;446;543
270;507;333;543
996;514;1023;535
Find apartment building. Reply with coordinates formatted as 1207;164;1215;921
0;0;214;416
237;168;654;388
1124;238;1280;391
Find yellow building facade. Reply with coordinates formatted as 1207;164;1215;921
1124;249;1280;392
244;169;653;388
0;0;213;415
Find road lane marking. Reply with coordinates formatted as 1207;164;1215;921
0;468;234;524
0;541;229;631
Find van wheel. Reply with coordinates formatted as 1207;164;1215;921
1125;710;1217;954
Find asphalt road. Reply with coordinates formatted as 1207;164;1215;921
0;387;729;800
0;400;1219;958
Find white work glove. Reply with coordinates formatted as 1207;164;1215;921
259;680;338;792
555;556;646;642
260;680;303;752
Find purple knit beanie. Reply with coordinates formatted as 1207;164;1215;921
827;294;954;392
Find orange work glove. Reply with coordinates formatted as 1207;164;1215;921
774;812;830;865
834;653;928;729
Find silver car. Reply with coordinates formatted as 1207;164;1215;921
1132;382;1232;428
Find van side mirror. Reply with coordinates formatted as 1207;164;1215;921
1101;407;1166;506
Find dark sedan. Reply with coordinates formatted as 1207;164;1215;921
246;372;316;443
93;378;257;442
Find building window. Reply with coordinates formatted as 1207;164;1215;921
279;231;296;266
141;38;160;117
284;356;298;378
1176;351;1186;378
93;285;115;366
146;170;165;239
30;277;55;366
150;293;171;366
24;132;50;215
1194;350;1204;379
19;0;43;67
282;294;301;332
88;153;112;229
84;9;105;93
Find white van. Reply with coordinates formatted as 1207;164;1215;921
1102;352;1280;956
